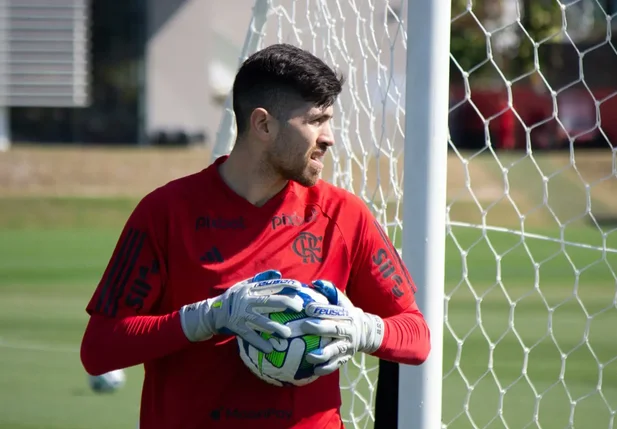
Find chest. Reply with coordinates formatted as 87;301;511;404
162;205;351;310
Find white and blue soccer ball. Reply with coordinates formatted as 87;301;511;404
237;285;332;387
88;369;126;393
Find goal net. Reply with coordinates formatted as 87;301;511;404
212;1;617;428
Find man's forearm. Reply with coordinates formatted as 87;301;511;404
371;308;431;365
80;312;191;375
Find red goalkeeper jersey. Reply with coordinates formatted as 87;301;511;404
82;155;428;429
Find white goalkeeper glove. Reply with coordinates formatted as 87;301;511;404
179;270;305;353
302;280;385;376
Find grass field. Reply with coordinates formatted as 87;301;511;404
1;198;616;429
1;148;616;428
0;224;143;429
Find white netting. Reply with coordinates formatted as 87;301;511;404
213;1;617;428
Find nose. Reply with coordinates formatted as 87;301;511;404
319;123;335;147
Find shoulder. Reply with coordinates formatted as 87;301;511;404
158;169;207;199
133;169;208;217
300;180;372;218
299;180;378;261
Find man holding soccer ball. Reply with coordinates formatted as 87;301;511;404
80;43;430;429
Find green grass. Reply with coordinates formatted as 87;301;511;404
0;197;616;429
441;228;617;429
0;227;143;429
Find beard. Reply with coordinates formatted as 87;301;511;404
264;135;322;187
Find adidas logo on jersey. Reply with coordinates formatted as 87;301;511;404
200;247;224;263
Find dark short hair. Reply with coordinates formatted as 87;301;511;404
232;43;345;135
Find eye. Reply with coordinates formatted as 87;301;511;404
312;116;329;125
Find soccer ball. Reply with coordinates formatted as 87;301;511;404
237;285;332;387
88;369;126;393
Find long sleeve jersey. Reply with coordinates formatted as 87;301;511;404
81;155;430;429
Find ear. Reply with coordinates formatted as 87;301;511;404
249;108;278;142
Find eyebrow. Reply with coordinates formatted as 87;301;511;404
311;111;333;120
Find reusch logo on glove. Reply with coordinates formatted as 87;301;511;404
254;279;302;288
308;306;349;317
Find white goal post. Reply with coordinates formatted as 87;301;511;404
211;1;617;429
400;0;450;428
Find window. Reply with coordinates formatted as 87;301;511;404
10;0;147;145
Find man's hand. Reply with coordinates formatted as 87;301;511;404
179;270;306;353
302;280;385;376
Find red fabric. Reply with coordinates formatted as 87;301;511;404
80;155;429;429
376;304;431;365
80;312;189;376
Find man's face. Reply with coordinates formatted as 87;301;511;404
265;104;335;187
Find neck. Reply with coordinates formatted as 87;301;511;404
218;142;288;207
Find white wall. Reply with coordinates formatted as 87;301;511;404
144;0;254;144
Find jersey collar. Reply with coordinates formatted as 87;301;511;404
207;155;295;215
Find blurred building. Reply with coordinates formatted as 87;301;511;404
5;0;617;150
7;0;253;146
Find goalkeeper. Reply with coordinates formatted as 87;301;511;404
80;43;430;429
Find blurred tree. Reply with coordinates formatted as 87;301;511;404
450;0;491;75
450;0;563;81
517;0;563;74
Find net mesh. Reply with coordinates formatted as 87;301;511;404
213;1;617;428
